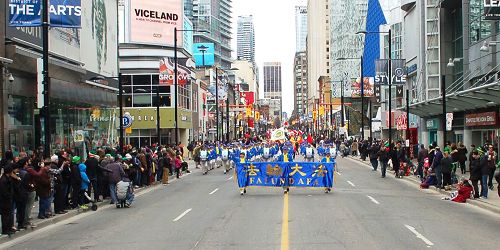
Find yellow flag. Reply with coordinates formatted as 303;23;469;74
255;111;260;121
319;106;325;116
246;107;252;116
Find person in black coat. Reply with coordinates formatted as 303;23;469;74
69;158;82;209
14;158;30;229
85;154;100;202
369;143;380;171
378;144;390;178
469;150;482;198
0;164;20;235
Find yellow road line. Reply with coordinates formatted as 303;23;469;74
281;193;289;250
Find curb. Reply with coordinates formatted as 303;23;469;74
345;156;500;215
0;171;191;243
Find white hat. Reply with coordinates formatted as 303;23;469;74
125;154;132;160
51;154;59;163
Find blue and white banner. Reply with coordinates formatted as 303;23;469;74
9;0;82;28
235;162;335;189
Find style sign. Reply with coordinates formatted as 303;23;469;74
9;0;82;27
392;59;407;84
129;0;183;46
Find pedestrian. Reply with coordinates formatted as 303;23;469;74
78;162;91;209
351;140;358;156
468;144;475;175
69;156;82;208
20;157;36;228
14;158;31;229
486;145;497;190
479;150;490;199
85;153;100;202
174;154;182;179
0;164;19;235
395;142;407;178
104;160;127;206
469;150;481;199
160;150;171;185
30;159;52;219
441;150;453;190
457;143;468;174
378;143;390;178
369;142;380;171
431;147;443;188
417;144;428;180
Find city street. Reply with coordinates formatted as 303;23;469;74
1;156;499;250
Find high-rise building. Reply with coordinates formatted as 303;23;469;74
306;0;330;114
294;52;308;115
295;6;307;52
263;62;282;118
189;0;233;68
237;15;256;63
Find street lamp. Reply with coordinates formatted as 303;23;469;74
174;28;209;145
480;41;500;52
336;56;365;140
357;29;392;144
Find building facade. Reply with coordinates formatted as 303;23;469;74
1;0;119;156
263;62;282;120
295;6;308;52
306;0;330;114
232;60;259;99
294;52;308;115
119;0;198;147
189;0;233;69
237;15;256;63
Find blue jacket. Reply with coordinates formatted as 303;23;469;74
79;163;90;190
277;152;294;162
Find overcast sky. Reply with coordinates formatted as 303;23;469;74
232;0;305;116
230;0;392;117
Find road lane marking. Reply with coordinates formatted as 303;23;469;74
347;181;356;187
367;195;380;205
404;225;434;247
227;176;233;180
336;172;342;176
173;208;192;222
209;188;219;195
281;193;289;250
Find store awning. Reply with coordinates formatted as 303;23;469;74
410;82;500;118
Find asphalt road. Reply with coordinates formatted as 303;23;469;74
1;156;499;250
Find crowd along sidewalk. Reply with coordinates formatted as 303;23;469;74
0;160;197;243
347;155;500;214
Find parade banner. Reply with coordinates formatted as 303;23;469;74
235;162;334;189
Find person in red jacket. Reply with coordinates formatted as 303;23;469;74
451;179;474;203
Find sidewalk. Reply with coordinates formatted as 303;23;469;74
0;160;197;242
347;155;500;214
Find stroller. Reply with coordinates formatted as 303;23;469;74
116;180;134;208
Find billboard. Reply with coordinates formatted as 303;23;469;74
80;0;118;77
129;0;183;46
8;0;82;27
484;0;500;20
351;77;374;98
159;58;194;86
193;43;215;67
6;0;117;77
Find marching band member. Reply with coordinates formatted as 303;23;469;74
277;147;293;194
304;143;315;162
238;151;247;195
321;151;335;193
221;144;231;174
200;146;209;175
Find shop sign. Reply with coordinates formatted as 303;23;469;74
465;112;497;126
446;113;453;131
426;118;439;130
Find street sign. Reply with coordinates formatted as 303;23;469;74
123;113;133;128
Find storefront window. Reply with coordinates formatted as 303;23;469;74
8;96;34;126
